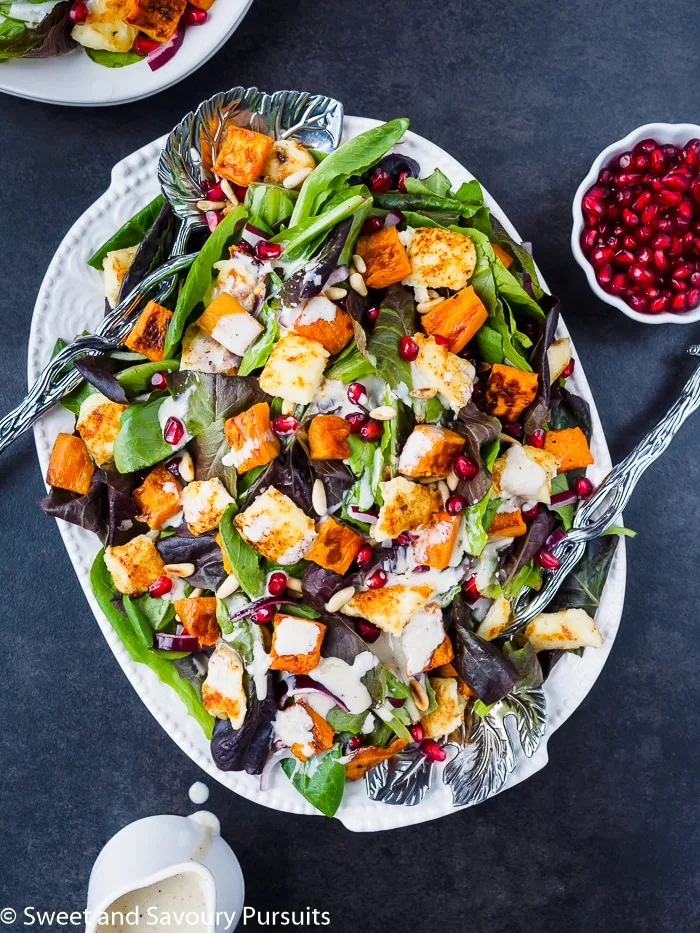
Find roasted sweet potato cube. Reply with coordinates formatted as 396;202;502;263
355;226;411;289
173;597;220;647
288;700;335;762
308;414;351;460
212;126;275;187
421;285;488;354
487;509;527;538
292;296;354;355
187;0;214;8
223;402;280;473
132;463;182;529
214;531;233;574
124;300;173;362
268;614;326;674
398;425;465;478
306;516;363;575
46;433;95;495
345;737;408;781
197;291;262;357
412;511;460;569
123;0;187;42
492;243;514;268
426;635;455;672
543;427;594;472
484;363;539;420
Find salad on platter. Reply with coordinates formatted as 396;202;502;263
0;0;213;69
40;116;621;817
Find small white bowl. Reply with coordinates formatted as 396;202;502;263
571;122;700;325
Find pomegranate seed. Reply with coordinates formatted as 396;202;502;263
627;292;648;314
582;194;606;218
617;152;633;169
412;564;430;573
645;286;660;300
632;190;652;211
678;199;694;226
668;235;683;258
686;288;700;309
590;246;613;266
69;1;88;23
670;293;688;312
150;370;168;390
462;575;480;605
657;189;682;207
653;249;669;273
397;171;409;193
596;263;613;286
633;153;649;171
420;739;447;762
409;723;424;742
502;422;524;439
656;217;676;235
616;173;643;187
356;620;380;643
640;202;659;224
272;415;298;436
395;531;416;546
366;569;388;589
621;234;637;250
359;420;382;442
433;335;451;347
134;33;160;54
635;138;656;154
183;4;208;25
622;208;639;227
368;167;393;193
453;454;479;480
610;272;629;294
355;544;373;567
598;168;614;184
445;495;467;515
661;171;690;192
535;548;560;570
629;263;654;287
671;278;688;292
365;305;380;322
682;232;696;255
203;181;224;200
649;294;670;313
691;182;700;206
251;606;274;625
347;382;367;405
255;240;283;261
652;232;672;249
362;216;383;234
637;246;652;264
521;502;541;522
637;224;655;242
606;236;619;250
205;210;221;232
682;139;700;167
399;335;419;361
690;271;700;287
663;144;680;162
345;412;368;433
267;572;287;596
148;575;172;598
561;358;575;378
650;148;665;172
164;417;185;445
581;229;598;252
526;428;545;448
388;697;405;708
347;735;363;751
673;261;693;279
574;476;594;498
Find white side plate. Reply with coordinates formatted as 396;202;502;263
29;117;626;830
0;1;253;106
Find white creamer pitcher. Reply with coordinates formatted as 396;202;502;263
85;812;244;933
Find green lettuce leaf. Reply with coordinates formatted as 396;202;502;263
218;503;265;599
282;746;345;817
88;196;165;270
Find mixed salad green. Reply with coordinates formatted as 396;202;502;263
41;116;620;817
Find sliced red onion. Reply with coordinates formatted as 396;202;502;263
323;264;349;289
153;632;200;652
205;210;220;232
242;223;270;249
227;595;303;624
147;24;185;72
260;747;294;791
546;527;568;549
549;490;578;508
384;208;405;228
349;506;378;524
286;675;350;712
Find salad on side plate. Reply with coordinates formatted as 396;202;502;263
41;117;620;817
0;0;213;69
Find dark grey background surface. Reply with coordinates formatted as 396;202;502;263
1;1;699;931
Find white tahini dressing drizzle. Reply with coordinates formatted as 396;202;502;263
401;604;446;676
8;2;60;26
273;616;322;656
188;781;209;805
158;386;195;450
101;872;208;933
499;444;547;499
274;703;315;757
310;652;378;714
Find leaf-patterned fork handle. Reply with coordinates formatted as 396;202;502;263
506;345;700;632
0;253;196;458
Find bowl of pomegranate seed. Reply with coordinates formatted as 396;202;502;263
572;123;700;323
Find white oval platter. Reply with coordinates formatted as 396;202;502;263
0;0;253;107
28;116;626;831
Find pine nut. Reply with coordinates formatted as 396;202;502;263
446;469;459;492
325;586;356;613
163;562;196;578
324;286;347;300
215;574;240;599
349;271;368;296
438;480;450;503
283;167;314;189
286;577;303;593
369;405;396;421
312;478;327;516
416;297;446;313
409;678;430;711
147;529;160;542
178;450;195;483
189;588;204;599
219;179;239;205
352;254;367;274
197;199;226;211
409;386;437;399
280;399;295;416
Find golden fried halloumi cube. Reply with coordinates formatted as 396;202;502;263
402;227;477;290
103;246;137;308
524;607;602;652
341;583;434;635
491;444;559;505
46;433;95;496
180;324;239;375
373;476;442;543
234;486;317;564
202;643;247;726
124;300;173;362
104;534;165;596
262;139;316;184
197;292;263;357
400;602;453;676
475;595;511;640
269;614;326;674
123;0;187;43
258;334;329;405
547;337;572;384
76;392;127;467
411;334;476;412
420;677;468;738
223;402;280;473
132;463;182;530
71;0;138;52
181;478;234;536
397;424;465;478
212;126;275;187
